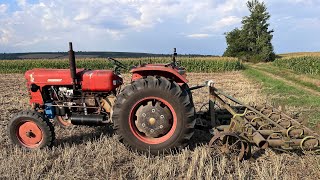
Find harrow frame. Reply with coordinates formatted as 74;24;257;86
194;81;320;159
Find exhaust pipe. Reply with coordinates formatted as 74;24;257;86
68;42;77;90
70;114;107;126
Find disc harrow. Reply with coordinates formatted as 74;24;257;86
203;81;320;160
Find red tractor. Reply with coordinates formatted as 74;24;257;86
8;43;195;154
9;43;320;159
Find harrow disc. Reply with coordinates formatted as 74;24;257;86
207;85;320;154
209;132;248;161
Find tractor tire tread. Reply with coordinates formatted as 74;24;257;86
113;76;195;154
8;110;55;149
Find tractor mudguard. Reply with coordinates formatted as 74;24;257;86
130;65;188;85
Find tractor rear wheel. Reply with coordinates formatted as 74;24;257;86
8;110;55;149
112;76;195;154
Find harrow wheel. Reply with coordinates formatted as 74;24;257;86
8;110;55;149
112;76;195;155
209;132;248;161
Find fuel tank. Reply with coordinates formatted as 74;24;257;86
81;70;122;92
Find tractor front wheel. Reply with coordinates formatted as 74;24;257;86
112;76;195;154
8;110;55;149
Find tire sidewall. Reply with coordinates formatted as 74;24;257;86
118;86;188;153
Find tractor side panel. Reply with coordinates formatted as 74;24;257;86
24;68;85;105
27;84;43;105
130;66;188;85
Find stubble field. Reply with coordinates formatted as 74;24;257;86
0;72;319;179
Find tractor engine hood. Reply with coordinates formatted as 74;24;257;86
25;68;123;91
25;68;85;86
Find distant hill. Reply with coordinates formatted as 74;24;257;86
0;51;215;60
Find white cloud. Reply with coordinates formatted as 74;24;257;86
265;0;319;5
215;0;247;14
286;0;317;4
17;0;27;7
184;0;246;24
276;16;293;21
205;16;242;31
0;0;249;51
186;33;211;39
0;0;133;47
105;29;125;40
0;4;7;14
0;29;12;44
124;0;184;30
14;36;61;47
74;11;90;21
293;17;320;29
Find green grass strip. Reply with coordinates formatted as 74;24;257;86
253;64;320;92
244;67;320;126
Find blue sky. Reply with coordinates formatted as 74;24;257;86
0;0;319;55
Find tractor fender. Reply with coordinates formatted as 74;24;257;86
130;65;188;85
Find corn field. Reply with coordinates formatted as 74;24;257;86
0;57;243;73
278;52;320;58
273;56;320;75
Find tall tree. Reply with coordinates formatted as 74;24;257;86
223;0;275;62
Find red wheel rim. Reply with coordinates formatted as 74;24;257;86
16;121;43;148
129;97;177;144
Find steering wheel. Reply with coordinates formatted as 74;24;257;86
107;57;127;70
